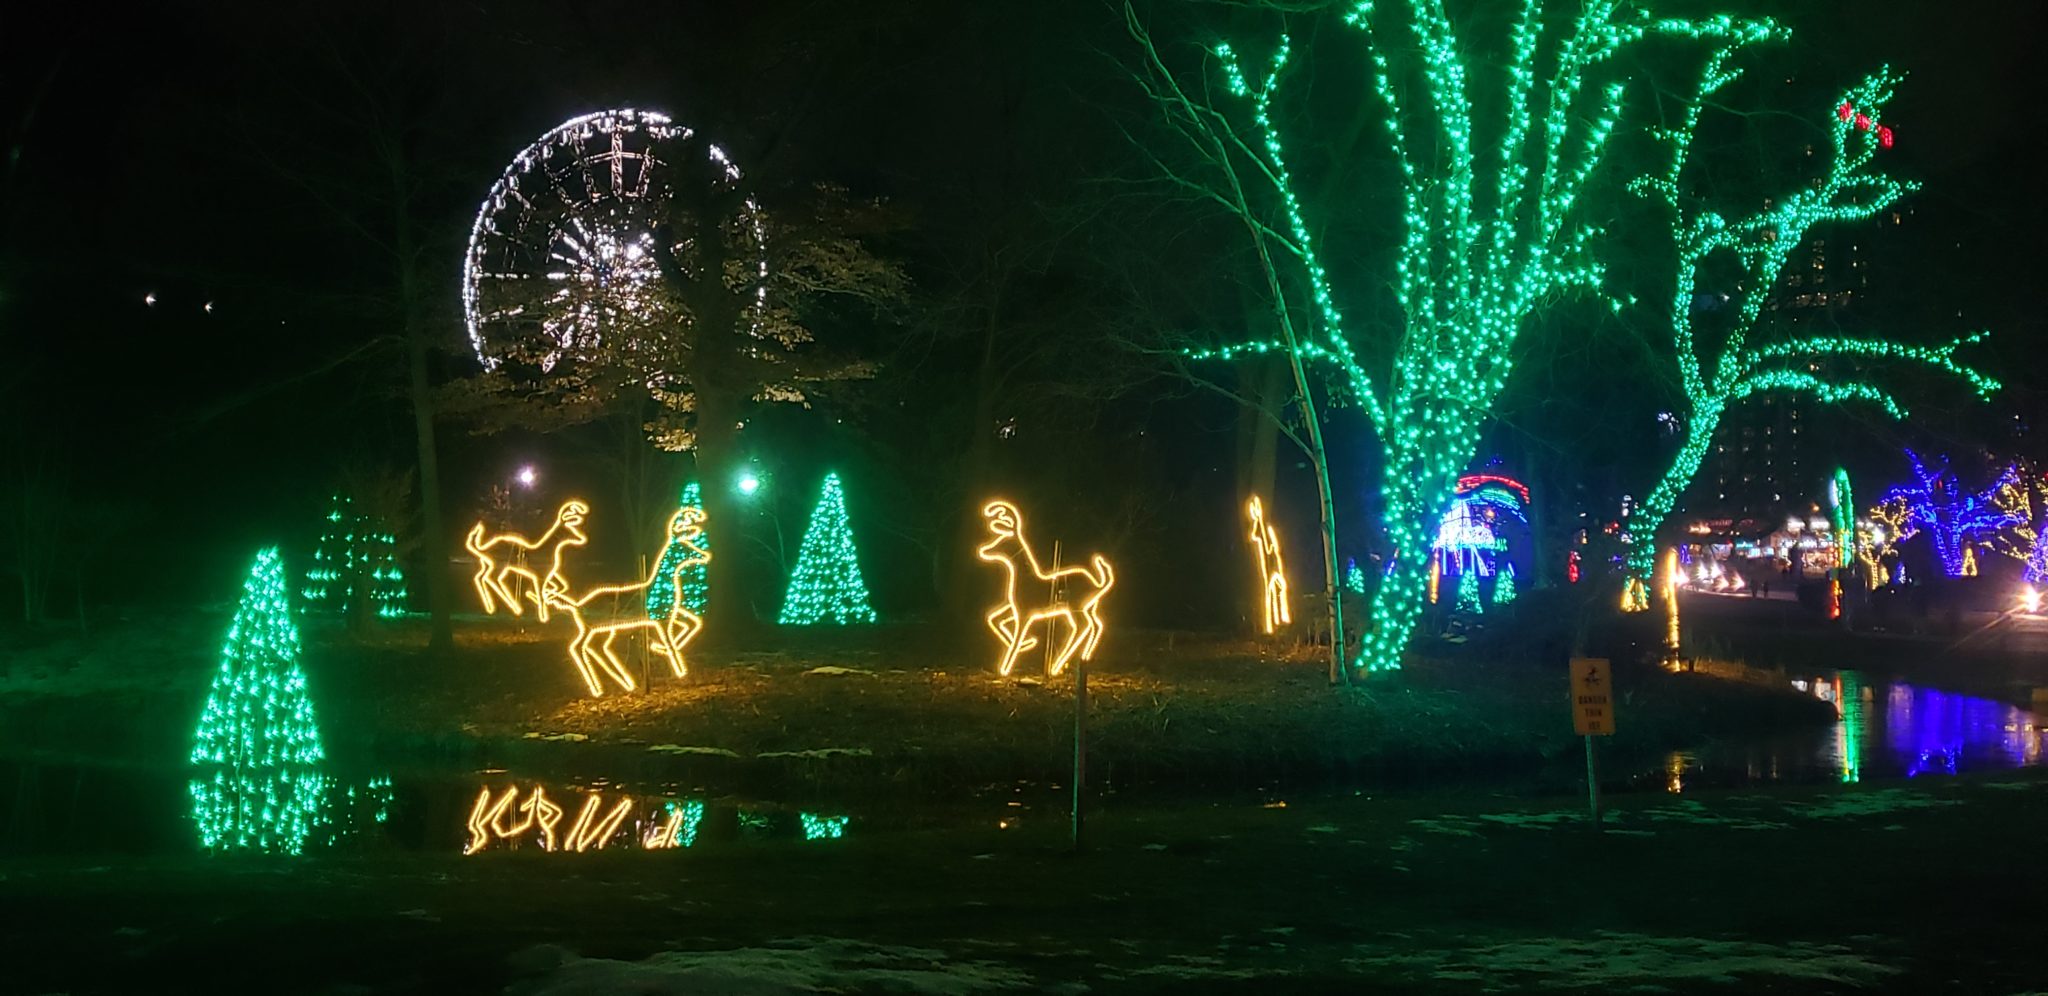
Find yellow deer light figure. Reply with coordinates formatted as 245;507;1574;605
540;507;711;697
466;500;589;622
1247;496;1290;634
976;499;1115;677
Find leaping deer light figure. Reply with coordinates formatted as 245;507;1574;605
1247;496;1290;634
540;507;711;697
466;500;589;622
976;499;1114;677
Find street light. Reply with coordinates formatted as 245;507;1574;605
736;470;762;497
517;465;538;489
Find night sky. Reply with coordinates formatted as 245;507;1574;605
4;0;2043;620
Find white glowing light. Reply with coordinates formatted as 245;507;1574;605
517;465;538;488
144;292;157;306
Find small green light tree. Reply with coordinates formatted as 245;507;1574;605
1130;1;1780;673
1617;65;1996;602
303;494;407;620
191;548;326;854
778;473;878;625
646;480;711;620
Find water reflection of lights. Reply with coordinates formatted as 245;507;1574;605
461;783;848;855
1786;672;2046;781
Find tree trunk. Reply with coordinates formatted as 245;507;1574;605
390;136;453;651
693;385;756;641
1624;408;1722;597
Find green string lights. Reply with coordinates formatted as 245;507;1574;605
303;494;407;619
1179;1;1779;671
1618;66;1996;593
778;473;878;625
191;548;327;854
646;480;710;620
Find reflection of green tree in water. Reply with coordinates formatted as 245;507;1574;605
1837;672;1865;784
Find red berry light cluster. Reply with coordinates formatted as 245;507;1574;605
1838;101;1895;149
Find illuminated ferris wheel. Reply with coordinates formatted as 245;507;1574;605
462;108;761;373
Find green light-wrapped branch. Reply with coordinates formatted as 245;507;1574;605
1618;65;1997;599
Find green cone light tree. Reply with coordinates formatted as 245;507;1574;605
1135;0;1779;673
778;473;878;625
646;480;711;620
1617;64;1996;603
191;548;327;854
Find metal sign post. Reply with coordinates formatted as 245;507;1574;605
1571;657;1615;830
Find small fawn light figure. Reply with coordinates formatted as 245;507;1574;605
465;500;589;622
976;499;1115;677
1247;496;1290;635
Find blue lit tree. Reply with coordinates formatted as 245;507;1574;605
1884;450;2025;578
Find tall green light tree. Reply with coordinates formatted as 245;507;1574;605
1616;64;1996;602
191;548;326;854
1130;1;1777;673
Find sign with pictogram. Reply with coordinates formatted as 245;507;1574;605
1571;657;1615;736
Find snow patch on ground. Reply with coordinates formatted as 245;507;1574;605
1780;788;1963;819
503;938;1035;995
803;665;876;677
1347;931;1899;991
753;747;875;759
644;743;741;757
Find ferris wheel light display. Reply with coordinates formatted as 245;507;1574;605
462;108;763;373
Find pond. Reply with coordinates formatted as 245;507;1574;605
4;671;2042;857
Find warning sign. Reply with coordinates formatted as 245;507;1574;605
1571;657;1615;736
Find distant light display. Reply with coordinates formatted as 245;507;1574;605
975;499;1115;676
778;473;878;625
1883;450;2024;578
1433;475;1528;615
190;549;326;854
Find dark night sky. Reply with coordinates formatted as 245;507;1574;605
3;0;2043;616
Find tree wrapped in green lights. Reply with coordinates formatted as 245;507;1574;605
191;548;327;854
778;472;878;625
303;494;407;620
1617;65;1996;603
1131;1;1778;672
646;480;711;620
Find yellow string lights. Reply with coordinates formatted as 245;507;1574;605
468;502;711;697
975;500;1116;677
462;784;564;854
1246;496;1291;634
1661;547;1680;654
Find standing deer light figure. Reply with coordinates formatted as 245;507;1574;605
540;507;711;697
1247;496;1290;634
976;499;1115;677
